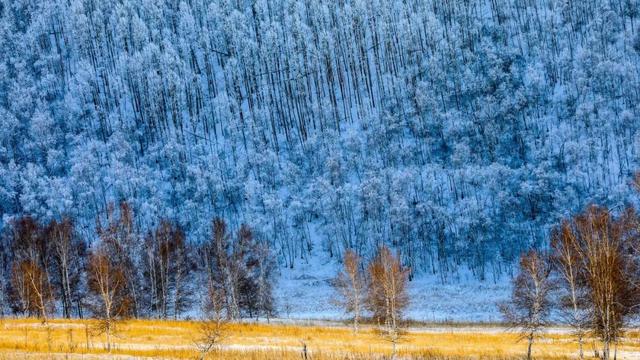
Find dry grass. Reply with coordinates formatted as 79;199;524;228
0;318;638;359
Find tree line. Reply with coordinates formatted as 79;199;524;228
0;198;416;357
0;201;276;329
500;200;640;360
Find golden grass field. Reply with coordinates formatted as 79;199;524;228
0;318;639;359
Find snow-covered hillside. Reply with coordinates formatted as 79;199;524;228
2;0;640;296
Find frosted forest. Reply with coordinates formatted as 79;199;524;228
1;0;640;307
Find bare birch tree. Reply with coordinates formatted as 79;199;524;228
7;216;54;318
499;249;554;360
551;221;587;359
331;249;366;333
96;202;142;318
143;220;193;319
367;245;409;358
570;206;639;360
195;283;228;360
87;249;131;352
12;259;53;323
47;217;86;319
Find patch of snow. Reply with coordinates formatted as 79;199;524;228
274;252;511;323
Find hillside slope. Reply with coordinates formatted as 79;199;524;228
1;0;639;281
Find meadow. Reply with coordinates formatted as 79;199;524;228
0;319;639;359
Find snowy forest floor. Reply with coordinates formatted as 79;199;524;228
275;253;511;323
1;318;640;359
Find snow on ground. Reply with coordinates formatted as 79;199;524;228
404;273;510;323
274;252;511;323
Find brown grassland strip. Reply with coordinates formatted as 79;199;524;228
0;319;639;359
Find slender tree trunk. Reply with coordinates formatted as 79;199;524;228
353;300;359;334
60;256;72;319
391;334;397;360
106;322;111;353
578;333;584;360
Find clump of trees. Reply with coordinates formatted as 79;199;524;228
331;245;409;358
200;219;276;320
8;216;59;322
143;220;193;319
502;205;640;360
0;201;276;327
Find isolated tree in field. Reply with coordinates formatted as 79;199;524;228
499;249;554;360
569;206;640;360
195;284;228;360
331;249;366;333
367;245;409;358
87;249;131;352
550;221;587;359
